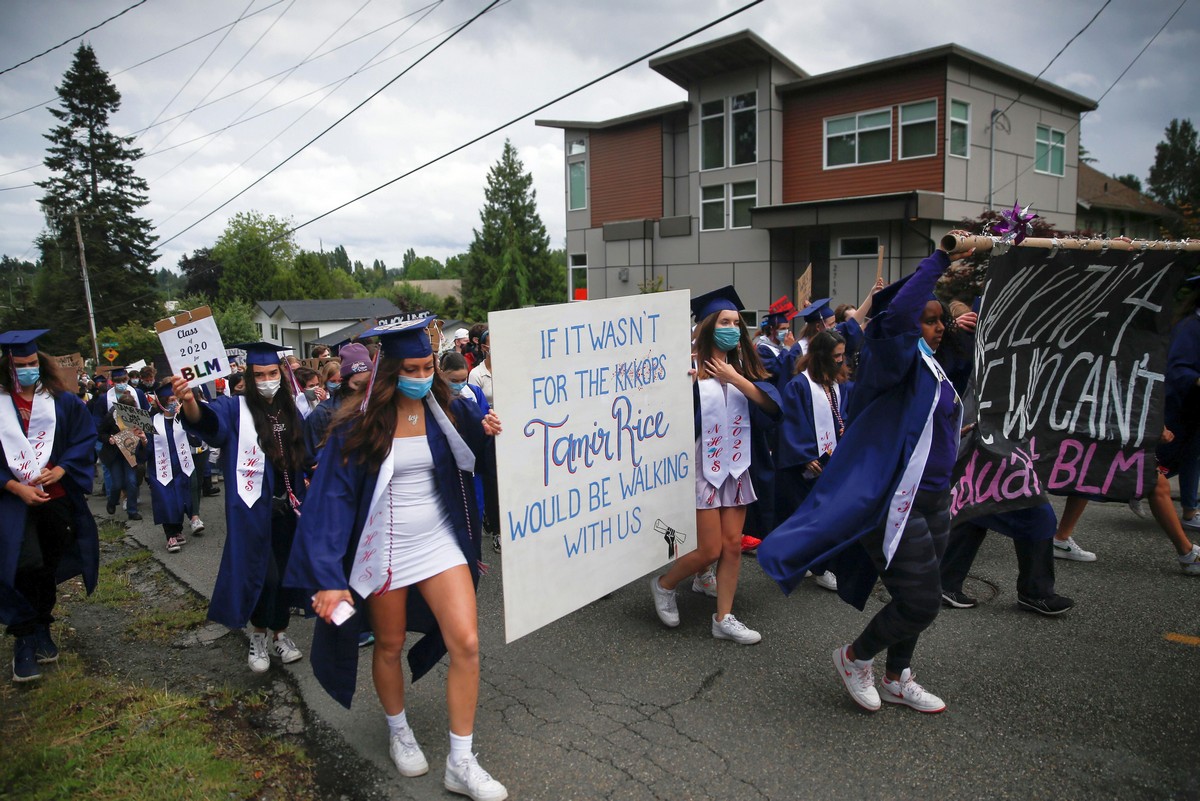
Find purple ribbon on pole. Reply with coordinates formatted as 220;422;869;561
990;202;1038;245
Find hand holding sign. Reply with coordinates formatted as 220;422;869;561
154;306;231;388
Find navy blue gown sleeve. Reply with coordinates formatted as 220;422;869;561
777;375;819;469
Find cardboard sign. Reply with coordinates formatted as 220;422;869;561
951;247;1198;521
795;263;812;310
489;291;696;642
113;429;140;467
52;353;84;384
114;403;155;433
155;306;232;388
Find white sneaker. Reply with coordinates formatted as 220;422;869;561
833;646;880;711
1052;536;1097;562
248;631;270;673
389;729;429;777
691;568;717;597
1178;543;1200;575
190;516;205;535
711;613;761;645
880;668;946;713
650;576;679;627
444;753;508;801
272;632;303;664
1128;498;1147;518
1182;514;1200;530
813;571;838;592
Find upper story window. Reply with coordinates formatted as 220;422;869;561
1035;124;1065;176
730;180;756;228
568;162;587;210
949;100;970;158
899;99;937;159
825;108;891;168
700;184;725;230
568;138;586;156
701;91;758;171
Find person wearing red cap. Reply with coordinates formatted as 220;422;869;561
285;316;507;801
0;329;100;682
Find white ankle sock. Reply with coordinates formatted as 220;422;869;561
385;710;410;737
449;731;473;763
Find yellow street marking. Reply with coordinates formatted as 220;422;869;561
1164;632;1200;647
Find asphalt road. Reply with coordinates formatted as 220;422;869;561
103;478;1199;801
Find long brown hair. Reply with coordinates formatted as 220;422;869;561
693;312;769;381
794;330;848;384
0;352;67;397
333;356;456;472
244;370;307;475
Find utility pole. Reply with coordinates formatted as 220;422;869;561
73;213;101;366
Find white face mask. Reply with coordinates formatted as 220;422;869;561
256;378;281;400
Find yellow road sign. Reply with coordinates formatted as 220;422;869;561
104;348;118;363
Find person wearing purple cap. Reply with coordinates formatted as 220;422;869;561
304;342;373;459
172;341;313;674
144;380;197;554
758;235;976;715
285;316;507;801
0;329;100;682
650;286;781;646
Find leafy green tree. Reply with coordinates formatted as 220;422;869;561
401;248;444;280
1147;119;1200;210
84;320;161;366
213;298;260;345
179;247;222;299
213;211;297;303
0;256;38;330
462;140;564;318
34;44;160;354
443;253;467;279
1112;173;1143;193
292;251;358;299
382;282;443;315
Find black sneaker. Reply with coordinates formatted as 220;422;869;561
1017;594;1074;616
12;635;40;683
106;502;116;515
33;625;58;664
202;487;220;496
127;512;142;521
941;590;978;609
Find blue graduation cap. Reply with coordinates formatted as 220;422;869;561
109;365;129;379
237;342;292;367
690;285;744;321
155;382;176;401
0;329;49;357
361;315;433;360
798;298;833;323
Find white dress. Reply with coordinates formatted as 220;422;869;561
379;436;467;588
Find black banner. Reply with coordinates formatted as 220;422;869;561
951;246;1198;521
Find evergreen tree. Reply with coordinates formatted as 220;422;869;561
178;247;222;299
463;140;564;318
34;44;159;354
1147;118;1200;210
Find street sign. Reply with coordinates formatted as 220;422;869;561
100;341;118;347
104;348;118;363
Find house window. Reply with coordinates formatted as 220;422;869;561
269;324;279;340
568;138;586;156
569;254;587;301
1035;124;1065;176
730;91;756;166
949;100;970;158
730;181;756;228
700;100;725;170
899;99;937;159
568;161;586;211
825;108;891;168
700;184;725;230
838;236;880;257
256;322;263;337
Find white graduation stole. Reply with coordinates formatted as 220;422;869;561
235;397;267;508
0;388;56;485
882;344;962;567
152;415;194;486
698;378;751;491
803;370;838;460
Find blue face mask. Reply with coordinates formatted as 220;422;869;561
326;381;341;392
114;383;129;395
449;380;468;394
775;329;788;345
713;327;741;352
397;375;433;400
918;338;935;357
15;367;40;387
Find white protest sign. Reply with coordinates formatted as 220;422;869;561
490;291;696;643
154;306;231;387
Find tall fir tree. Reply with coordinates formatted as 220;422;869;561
34;44;159;355
463;140;564;318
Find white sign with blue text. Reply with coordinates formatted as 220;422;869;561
490;291;696;642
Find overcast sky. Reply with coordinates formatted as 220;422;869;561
0;0;1196;277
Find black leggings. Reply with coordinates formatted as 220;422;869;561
8;497;74;638
852;489;950;674
249;511;297;632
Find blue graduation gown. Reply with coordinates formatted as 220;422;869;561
0;391;99;626
304;394;342;460
774;375;852;524
283;397;490;709
758;251;950;609
754;338;788;387
183;395;309;629
145;415;193;526
1157;313;1200;471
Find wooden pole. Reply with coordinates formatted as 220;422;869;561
875;245;885;284
939;234;1200;253
73;213;101;367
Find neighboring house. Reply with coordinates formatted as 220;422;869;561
395;278;463;301
537;30;1097;321
1076;163;1174;240
253;298;402;355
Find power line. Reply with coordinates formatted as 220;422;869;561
0;0;289;124
991;0;1187;200
155;1;443;228
156;0;501;249
0;0;150;78
0;183;36;192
